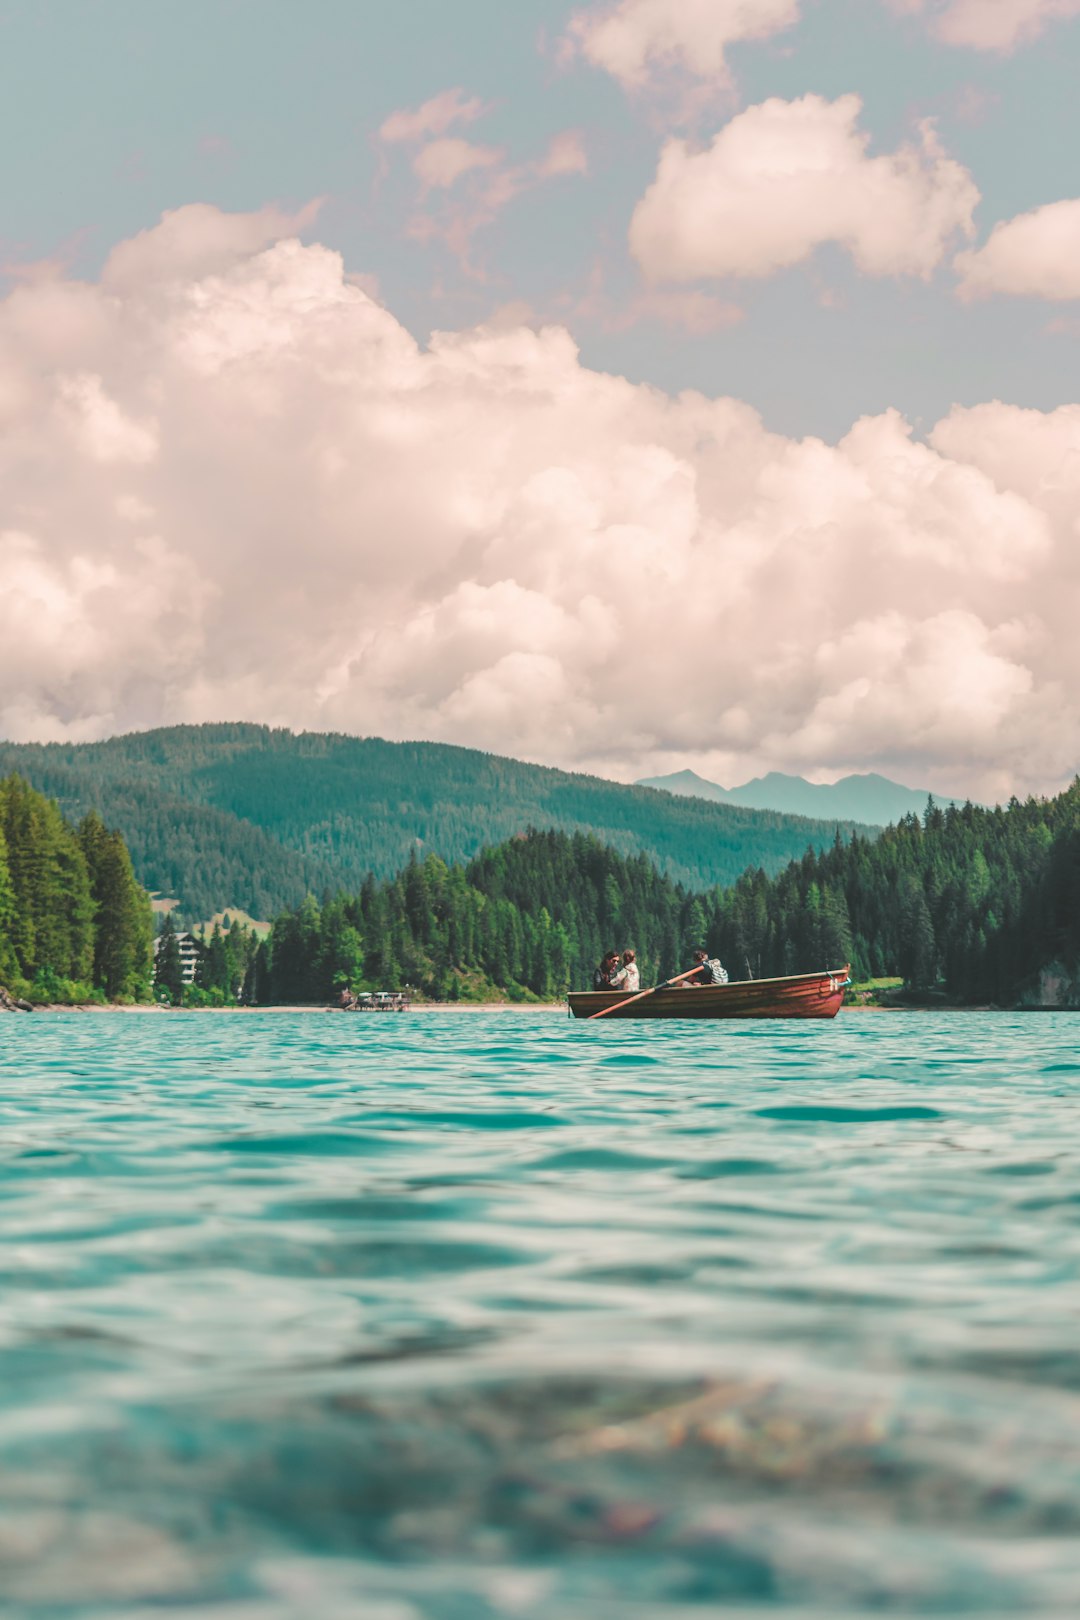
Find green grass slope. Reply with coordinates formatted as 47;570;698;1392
0;725;877;919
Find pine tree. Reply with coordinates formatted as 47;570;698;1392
0;775;95;984
895;882;936;988
320;899;364;994
79;812;153;998
155;913;185;1004
268;895;324;1001
209;925;230;992
0;820;17;985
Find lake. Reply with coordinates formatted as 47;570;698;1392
1;1009;1079;1617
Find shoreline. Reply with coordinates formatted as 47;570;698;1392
2;1000;1038;1015
8;1000;570;1014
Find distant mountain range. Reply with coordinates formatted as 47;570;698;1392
636;768;967;825
0;725;879;920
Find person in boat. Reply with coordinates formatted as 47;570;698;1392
593;951;620;990
609;949;640;993
685;947;729;987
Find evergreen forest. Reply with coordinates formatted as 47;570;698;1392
187;783;1080;1008
0;724;875;920
0;776;154;1003
6;768;1080;1011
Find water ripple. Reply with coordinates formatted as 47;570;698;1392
1;1008;1080;1616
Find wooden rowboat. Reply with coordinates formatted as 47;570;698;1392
568;966;851;1021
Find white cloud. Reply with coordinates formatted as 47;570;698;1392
378;88;485;144
894;0;1080;51
564;0;800;88
375;87;586;268
404;133;588;268
956;198;1080;300
56;373;159;464
102;201;321;292
931;400;1080;510
630;95;979;283
0;206;1077;798
412;139;503;191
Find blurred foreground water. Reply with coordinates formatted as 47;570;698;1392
2;1009;1079;1618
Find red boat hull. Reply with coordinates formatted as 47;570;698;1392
568;967;851;1021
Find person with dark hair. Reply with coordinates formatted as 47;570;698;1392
593;951;620;990
685;947;728;987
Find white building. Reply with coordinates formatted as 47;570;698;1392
153;930;201;984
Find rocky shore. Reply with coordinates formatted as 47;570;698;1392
0;985;33;1012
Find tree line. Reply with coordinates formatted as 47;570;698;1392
7;768;1080;1009
709;787;1080;1003
0;723;875;919
157;832;688;1005
0;775;153;1003
179;784;1080;1006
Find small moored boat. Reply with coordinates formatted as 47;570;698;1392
568;966;851;1021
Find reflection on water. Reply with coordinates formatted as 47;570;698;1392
1;1010;1080;1616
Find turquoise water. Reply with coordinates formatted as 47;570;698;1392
2;1010;1080;1618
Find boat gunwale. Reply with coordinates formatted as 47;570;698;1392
568;965;851;1000
566;965;851;1019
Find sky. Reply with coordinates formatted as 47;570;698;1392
1;0;1079;800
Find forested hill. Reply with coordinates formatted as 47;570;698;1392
709;786;1080;1005
238;782;1080;1007
0;725;876;920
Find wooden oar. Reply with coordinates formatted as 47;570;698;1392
587;966;703;1020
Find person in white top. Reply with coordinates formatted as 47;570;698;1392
610;949;640;993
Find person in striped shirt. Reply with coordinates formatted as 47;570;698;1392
685;947;728;986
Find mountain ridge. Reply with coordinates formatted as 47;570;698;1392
0;724;879;919
637;768;968;826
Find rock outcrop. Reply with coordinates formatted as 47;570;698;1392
1015;962;1080;1010
0;985;33;1012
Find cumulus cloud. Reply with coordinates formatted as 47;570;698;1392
630;95;979;283
956;198;1080;299
101;201;322;292
893;0;1080;51
563;0;800;89
0;206;1077;798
